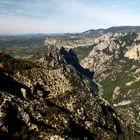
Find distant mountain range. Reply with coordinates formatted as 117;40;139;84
1;26;140;38
82;26;140;37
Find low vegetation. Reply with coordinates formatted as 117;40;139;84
0;52;36;74
73;45;95;60
0;36;46;57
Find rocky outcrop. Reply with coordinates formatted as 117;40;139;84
80;32;140;75
0;47;134;139
125;44;140;60
79;32;140;134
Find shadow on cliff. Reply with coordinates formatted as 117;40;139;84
64;119;96;140
0;68;32;99
60;47;94;79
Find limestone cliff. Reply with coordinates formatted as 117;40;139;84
78;33;140;134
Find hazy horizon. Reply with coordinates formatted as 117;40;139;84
0;0;140;34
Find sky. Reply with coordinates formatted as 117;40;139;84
0;0;140;34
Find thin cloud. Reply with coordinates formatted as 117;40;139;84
0;0;140;34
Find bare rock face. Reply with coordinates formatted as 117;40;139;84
0;47;137;140
80;33;140;75
125;44;140;60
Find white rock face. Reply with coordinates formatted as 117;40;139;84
20;88;27;99
80;33;117;71
95;41;108;51
113;100;132;107
113;86;121;100
135;68;140;74
125;45;140;60
81;32;140;75
49;135;64;140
